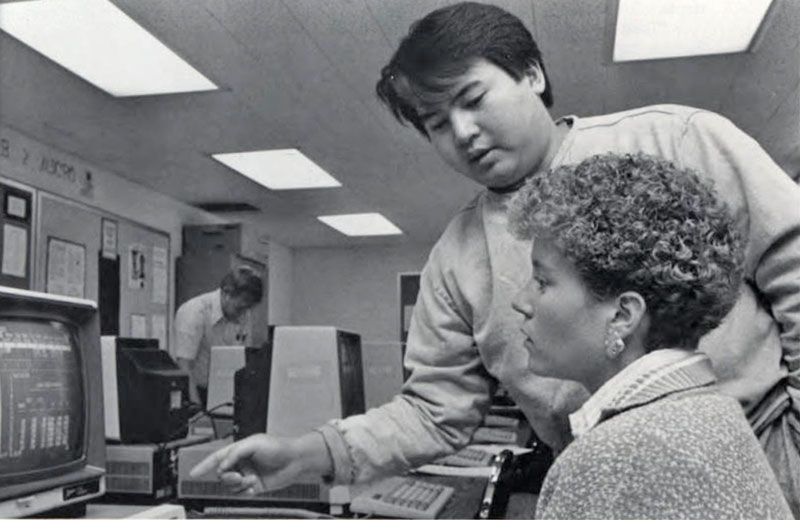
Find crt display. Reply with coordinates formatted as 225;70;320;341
0;318;84;478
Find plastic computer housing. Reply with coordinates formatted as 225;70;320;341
360;341;404;410
206;345;247;416
265;326;365;436
101;336;191;444
0;287;105;517
179;326;365;514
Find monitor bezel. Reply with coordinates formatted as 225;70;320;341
0;291;96;493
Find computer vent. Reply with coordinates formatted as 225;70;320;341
107;461;150;476
107;476;151;493
181;481;321;500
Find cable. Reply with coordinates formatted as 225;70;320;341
171;401;234;441
201;401;235;440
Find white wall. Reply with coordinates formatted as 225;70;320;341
0;122;435;346
0;124;227;251
291;243;432;342
268;241;293;324
0;122;227;348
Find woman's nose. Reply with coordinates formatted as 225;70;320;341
512;289;534;318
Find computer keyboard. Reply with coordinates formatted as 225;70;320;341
350;476;454;518
435;447;495;467
472;427;518;445
482;414;520;429
196;506;333;519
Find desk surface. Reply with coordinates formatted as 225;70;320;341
89;493;537;519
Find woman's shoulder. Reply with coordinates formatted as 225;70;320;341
560;391;747;463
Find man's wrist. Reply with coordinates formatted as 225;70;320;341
291;431;334;480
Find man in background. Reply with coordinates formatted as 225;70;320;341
173;265;263;406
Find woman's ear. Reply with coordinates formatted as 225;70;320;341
609;291;647;341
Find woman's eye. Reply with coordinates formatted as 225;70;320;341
534;276;548;292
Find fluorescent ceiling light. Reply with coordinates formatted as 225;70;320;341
318;213;403;237
0;0;217;96
613;0;773;62
213;149;341;190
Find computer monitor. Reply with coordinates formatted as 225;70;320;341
0;287;105;518
206;345;247;416
101;336;191;444
267;326;365;436
234;326;365;438
360;341;405;410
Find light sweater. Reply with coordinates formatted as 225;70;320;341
535;351;793;519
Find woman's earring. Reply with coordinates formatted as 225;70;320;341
604;329;626;359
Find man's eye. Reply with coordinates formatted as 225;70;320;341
464;93;485;108
430;118;449;131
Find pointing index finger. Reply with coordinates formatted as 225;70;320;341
189;443;233;478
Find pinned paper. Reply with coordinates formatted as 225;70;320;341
101;218;117;260
151;314;167;349
151;246;168;304
128;244;146;290
46;238;85;298
1;223;27;277
130;314;147;338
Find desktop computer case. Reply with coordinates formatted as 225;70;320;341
105;444;175;500
176;440;350;512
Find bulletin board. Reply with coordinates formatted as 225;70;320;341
36;191;171;350
0;179;34;289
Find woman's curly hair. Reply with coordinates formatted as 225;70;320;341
508;152;745;351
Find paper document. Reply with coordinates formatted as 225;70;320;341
413;464;494;478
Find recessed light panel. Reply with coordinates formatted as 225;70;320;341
613;0;773;62
318;213;403;237
213;149;341;190
0;0;217;96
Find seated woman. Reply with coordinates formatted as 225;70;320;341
508;153;792;519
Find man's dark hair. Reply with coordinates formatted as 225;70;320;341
220;265;263;304
376;1;553;137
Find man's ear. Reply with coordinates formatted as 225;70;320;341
525;62;546;94
609;291;647;341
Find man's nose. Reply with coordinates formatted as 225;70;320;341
451;110;478;148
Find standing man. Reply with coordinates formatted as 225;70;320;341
173;265;263;406
191;3;800;513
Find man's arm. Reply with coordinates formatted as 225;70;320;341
681;110;800;401
173;300;206;403
319;247;495;484
175;357;200;404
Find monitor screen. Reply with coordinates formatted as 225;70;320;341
0;317;85;484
